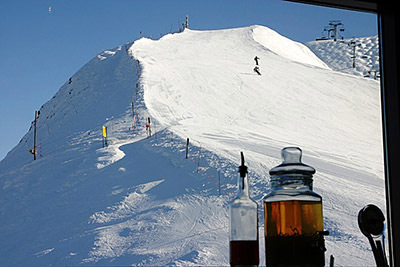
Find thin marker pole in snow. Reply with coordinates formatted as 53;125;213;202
33;111;38;160
186;138;189;159
102;126;108;147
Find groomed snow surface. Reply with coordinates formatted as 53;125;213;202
306;35;380;78
0;25;384;266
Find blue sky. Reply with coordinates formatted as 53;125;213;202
0;0;378;160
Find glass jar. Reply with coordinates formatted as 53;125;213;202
263;147;326;266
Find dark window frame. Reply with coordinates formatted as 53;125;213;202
284;1;398;265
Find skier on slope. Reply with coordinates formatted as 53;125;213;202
254;56;260;65
254;66;261;76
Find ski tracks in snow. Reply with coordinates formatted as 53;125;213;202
85;186;229;265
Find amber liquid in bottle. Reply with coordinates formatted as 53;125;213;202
264;200;325;266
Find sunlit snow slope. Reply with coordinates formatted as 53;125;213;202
132;25;382;192
0;25;384;266
306;35;380;78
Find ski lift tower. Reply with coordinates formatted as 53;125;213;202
324;20;345;41
348;39;362;68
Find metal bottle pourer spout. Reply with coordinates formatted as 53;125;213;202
239;152;248;189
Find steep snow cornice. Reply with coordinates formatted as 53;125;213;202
251;25;330;70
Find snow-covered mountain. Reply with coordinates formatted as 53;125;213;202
306;35;380;78
0;25;384;266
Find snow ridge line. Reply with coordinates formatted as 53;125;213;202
126;43;255;201
84;44;240;200
92;43;261;204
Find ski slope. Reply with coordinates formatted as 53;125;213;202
0;25;384;266
306;35;380;78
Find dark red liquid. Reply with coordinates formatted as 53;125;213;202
229;240;259;266
265;235;325;266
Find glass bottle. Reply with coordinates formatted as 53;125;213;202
229;152;259;266
263;147;327;266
